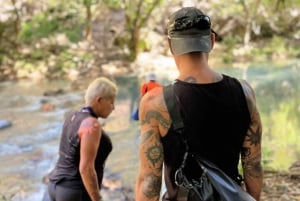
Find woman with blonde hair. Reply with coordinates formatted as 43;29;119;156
46;77;118;201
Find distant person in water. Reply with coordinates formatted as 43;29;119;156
131;73;162;121
45;77;118;201
140;73;162;98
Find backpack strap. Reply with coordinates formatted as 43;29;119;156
163;84;189;165
163;84;184;131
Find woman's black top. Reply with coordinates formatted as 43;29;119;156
49;110;112;189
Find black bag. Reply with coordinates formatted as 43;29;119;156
163;85;255;201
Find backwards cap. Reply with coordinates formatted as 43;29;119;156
167;7;212;55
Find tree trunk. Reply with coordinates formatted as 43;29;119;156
85;5;92;41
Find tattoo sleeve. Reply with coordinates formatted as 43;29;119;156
136;92;169;201
239;80;263;200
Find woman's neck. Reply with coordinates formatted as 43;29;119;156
82;106;98;118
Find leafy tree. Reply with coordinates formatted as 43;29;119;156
77;0;100;40
104;0;164;61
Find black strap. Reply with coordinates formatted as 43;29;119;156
163;85;184;131
163;84;190;171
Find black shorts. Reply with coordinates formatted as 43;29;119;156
46;181;91;201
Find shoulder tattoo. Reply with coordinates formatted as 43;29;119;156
184;76;197;83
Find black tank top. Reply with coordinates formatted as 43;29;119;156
49;110;112;189
161;75;250;200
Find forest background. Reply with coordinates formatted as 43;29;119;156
1;0;300;81
0;0;300;200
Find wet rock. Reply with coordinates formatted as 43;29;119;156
102;172;122;190
0;120;12;129
289;160;300;179
43;89;65;96
41;103;55;111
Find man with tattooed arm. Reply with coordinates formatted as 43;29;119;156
135;7;263;201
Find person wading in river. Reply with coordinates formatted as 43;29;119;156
45;77;118;201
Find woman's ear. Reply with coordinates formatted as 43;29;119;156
97;96;102;103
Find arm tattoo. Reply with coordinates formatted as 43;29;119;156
141;129;164;167
242;155;263;178
145;143;163;167
142;173;162;199
241;147;251;158
245;123;262;146
142;110;170;130
141;129;154;144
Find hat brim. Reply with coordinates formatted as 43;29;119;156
170;35;211;55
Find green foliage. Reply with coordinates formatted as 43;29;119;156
116;0;164;61
102;0;121;8
82;0;99;6
19;7;83;43
220;63;300;171
220;33;242;63
261;99;300;170
252;64;300;171
65;29;83;43
250;36;300;64
20;14;58;40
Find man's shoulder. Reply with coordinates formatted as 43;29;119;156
141;86;167;116
142;85;164;101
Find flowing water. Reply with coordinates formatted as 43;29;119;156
0;61;299;201
0;76;141;201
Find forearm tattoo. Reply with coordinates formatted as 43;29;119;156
241;113;263;179
142;173;162;199
241;155;263;178
241;147;251;158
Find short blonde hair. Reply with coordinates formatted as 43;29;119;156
84;77;118;104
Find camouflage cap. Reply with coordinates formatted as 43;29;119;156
167;7;212;55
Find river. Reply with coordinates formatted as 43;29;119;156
0;76;141;201
0;61;299;201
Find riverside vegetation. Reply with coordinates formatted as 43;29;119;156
0;1;300;200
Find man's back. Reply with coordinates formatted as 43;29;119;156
161;75;251;200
